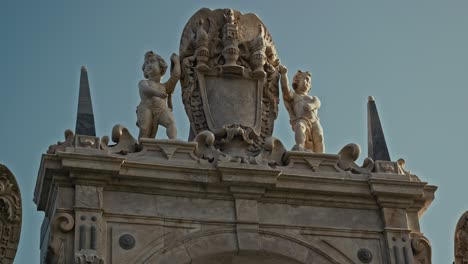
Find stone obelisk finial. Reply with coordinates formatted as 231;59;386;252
75;66;96;136
367;96;390;161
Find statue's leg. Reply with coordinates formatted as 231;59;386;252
293;121;307;150
137;106;153;139
160;110;177;139
311;122;325;153
150;121;158;139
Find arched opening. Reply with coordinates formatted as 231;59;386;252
135;229;341;264
191;251;303;264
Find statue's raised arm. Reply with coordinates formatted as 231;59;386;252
279;66;325;153
163;53;181;95
279;65;294;102
136;51;178;140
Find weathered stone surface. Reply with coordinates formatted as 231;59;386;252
34;137;437;263
0;164;22;264
179;8;280;158
136;51;180;140
279;65;325;153
455;211;468;264
33;7;438;264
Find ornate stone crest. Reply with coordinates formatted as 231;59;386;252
455;211;468;264
179;8;280;158
0;164;22;264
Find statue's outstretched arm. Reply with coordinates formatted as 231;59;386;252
164;53;181;94
279;65;293;102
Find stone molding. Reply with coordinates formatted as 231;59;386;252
35;139;437;264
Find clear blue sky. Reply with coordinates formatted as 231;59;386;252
1;0;467;263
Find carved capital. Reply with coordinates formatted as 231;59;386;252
54;213;75;233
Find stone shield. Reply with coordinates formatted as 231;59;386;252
179;8;280;156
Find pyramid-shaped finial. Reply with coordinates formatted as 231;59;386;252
367;96;390;161
75;66;96;136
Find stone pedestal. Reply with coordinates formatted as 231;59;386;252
34;139;436;263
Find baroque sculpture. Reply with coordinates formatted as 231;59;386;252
136;51;180;140
179;8;281;160
279;65;325;152
0;164;22;264
455;211;468;264
35;7;438;264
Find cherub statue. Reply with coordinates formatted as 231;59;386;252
136;51;180;140
279;65;325;152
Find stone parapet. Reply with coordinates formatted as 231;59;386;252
35;139;436;264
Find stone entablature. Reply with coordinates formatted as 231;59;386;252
35;139;435;263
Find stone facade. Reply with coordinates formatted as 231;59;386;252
34;137;435;263
34;7;437;264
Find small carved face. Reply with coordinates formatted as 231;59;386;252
292;70;312;94
142;51;167;79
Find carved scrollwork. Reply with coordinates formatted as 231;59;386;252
0;164;22;264
100;124;138;154
45;213;75;264
222;124;256;145
47;129;74;154
411;234;431;264
337;143;374;174
194;131;230;162
54;213;75;233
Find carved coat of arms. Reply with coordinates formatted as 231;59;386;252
179;8;280;158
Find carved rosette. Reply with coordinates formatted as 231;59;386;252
0;164;22;264
455;211;468;264
180;8;280;157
